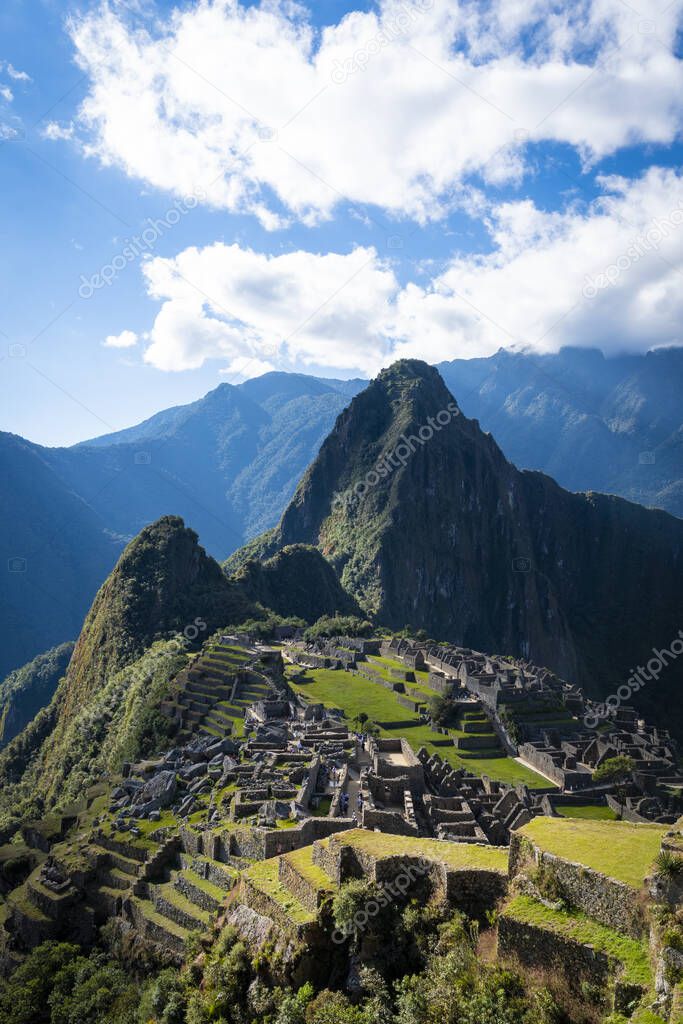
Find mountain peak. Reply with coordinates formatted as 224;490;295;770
235;361;683;741
374;358;451;394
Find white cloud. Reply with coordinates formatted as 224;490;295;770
392;166;683;361
42;121;75;141
0;121;23;141
68;0;683;225
135;167;683;371
4;63;31;82
219;356;277;381
0;86;13;103
103;329;138;348
140;243;398;372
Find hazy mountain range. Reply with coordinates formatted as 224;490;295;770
0;373;363;680
2;347;681;682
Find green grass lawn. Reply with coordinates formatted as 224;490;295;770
367;654;411;672
518;817;667;887
555;803;618;821
288;668;418;723
244;859;315;924
502;894;651;987
289;667;551;788
330;828;509;872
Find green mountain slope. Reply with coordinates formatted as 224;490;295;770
0;516;260;815
232;544;361;622
0;515;357;817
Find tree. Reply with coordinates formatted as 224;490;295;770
428;695;453;726
0;941;80;1024
276;983;314;1024
304;990;364;1024
591;755;635;785
304;616;373;641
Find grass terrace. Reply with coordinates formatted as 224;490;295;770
288;667;418;724
329;828;509;872
243;858;316;925
288;666;551;788
285;845;335;894
518;818;667;887
555;803;618;821
502;894;651;988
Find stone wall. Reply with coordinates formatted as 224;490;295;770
215;817;356;861
396;694;426;712
362;809;417;836
498;914;611;990
330;765;349;817
443;867;506;915
314;838;506;918
424;671;453;695
174;872;220;913
239;875;312;940
180;853;235;891
509;833;645;938
278;857;328;913
150;885;200;932
296;756;321;810
481;706;519;756
124;896;185;957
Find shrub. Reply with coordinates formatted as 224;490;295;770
654;851;683;880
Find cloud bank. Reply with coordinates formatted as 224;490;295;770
69;0;683;225
138;167;683;372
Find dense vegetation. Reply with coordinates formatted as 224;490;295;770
0;638;186;831
232;545;360;623
303;615;374;640
0;516;259;821
0;643;74;749
0;900;565;1024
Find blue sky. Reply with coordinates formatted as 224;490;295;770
2;0;683;446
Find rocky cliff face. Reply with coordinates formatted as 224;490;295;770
254;360;683;729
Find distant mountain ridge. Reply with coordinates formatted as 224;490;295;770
241;359;683;736
0;373;365;681
3;348;683;685
436;346;683;516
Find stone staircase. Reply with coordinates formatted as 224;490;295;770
165;643;272;743
124;847;238;957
